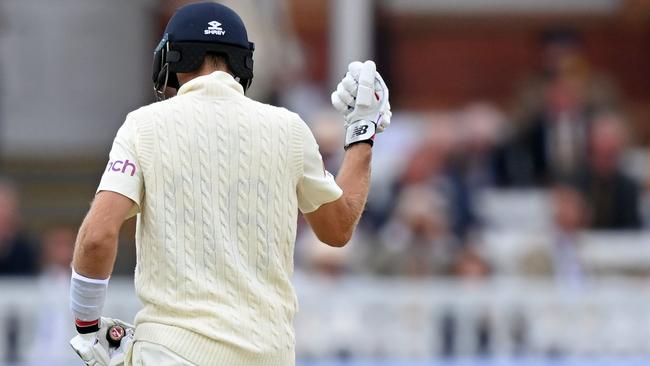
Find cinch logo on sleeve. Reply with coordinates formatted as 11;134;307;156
106;160;137;177
204;21;226;36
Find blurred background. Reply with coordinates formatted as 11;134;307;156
1;0;650;365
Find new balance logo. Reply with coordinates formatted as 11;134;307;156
204;21;226;36
352;125;369;137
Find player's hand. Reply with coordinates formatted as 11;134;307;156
331;60;391;149
70;317;134;366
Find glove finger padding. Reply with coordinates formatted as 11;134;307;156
347;61;364;75
346;64;389;127
335;82;356;107
331;91;350;114
331;73;359;115
355;61;377;108
340;73;358;96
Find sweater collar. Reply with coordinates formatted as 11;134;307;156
177;71;244;97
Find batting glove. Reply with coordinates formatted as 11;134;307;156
70;317;134;366
331;60;391;149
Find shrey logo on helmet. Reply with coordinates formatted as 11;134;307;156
204;21;226;36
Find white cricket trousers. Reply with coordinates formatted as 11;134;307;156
126;341;195;366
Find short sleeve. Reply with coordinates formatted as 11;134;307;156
297;122;343;213
96;116;144;218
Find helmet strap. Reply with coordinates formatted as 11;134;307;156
153;41;172;101
154;63;170;101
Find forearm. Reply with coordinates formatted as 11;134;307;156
72;220;118;279
335;143;372;233
69;192;132;336
69;213;118;332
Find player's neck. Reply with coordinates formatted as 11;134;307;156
177;65;229;86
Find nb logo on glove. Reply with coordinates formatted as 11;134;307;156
352;125;369;137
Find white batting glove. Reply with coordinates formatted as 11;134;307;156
331;60;391;149
70;317;134;366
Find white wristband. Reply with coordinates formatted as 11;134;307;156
70;270;109;322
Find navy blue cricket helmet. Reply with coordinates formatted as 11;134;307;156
153;1;255;98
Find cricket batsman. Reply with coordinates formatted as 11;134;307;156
69;2;391;365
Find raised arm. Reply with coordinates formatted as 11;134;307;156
303;60;391;247
304;143;371;246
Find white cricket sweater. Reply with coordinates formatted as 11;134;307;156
97;71;342;366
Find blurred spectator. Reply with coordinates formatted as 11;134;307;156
454;103;508;191
393;117;476;239
399;116;456;185
506;29;620;186
370;185;457;277
576;111;641;229
363;115;429;229
450;103;508;236
518;184;586;288
451;245;490;279
310;110;344;174
29;226;76;363
39;226;75;276
0;179;37;276
296;230;357;277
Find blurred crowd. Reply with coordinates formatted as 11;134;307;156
293;29;650;285
0;179;74;278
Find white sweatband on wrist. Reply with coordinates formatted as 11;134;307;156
70;270;109;322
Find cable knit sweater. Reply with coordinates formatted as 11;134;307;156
97;71;342;366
